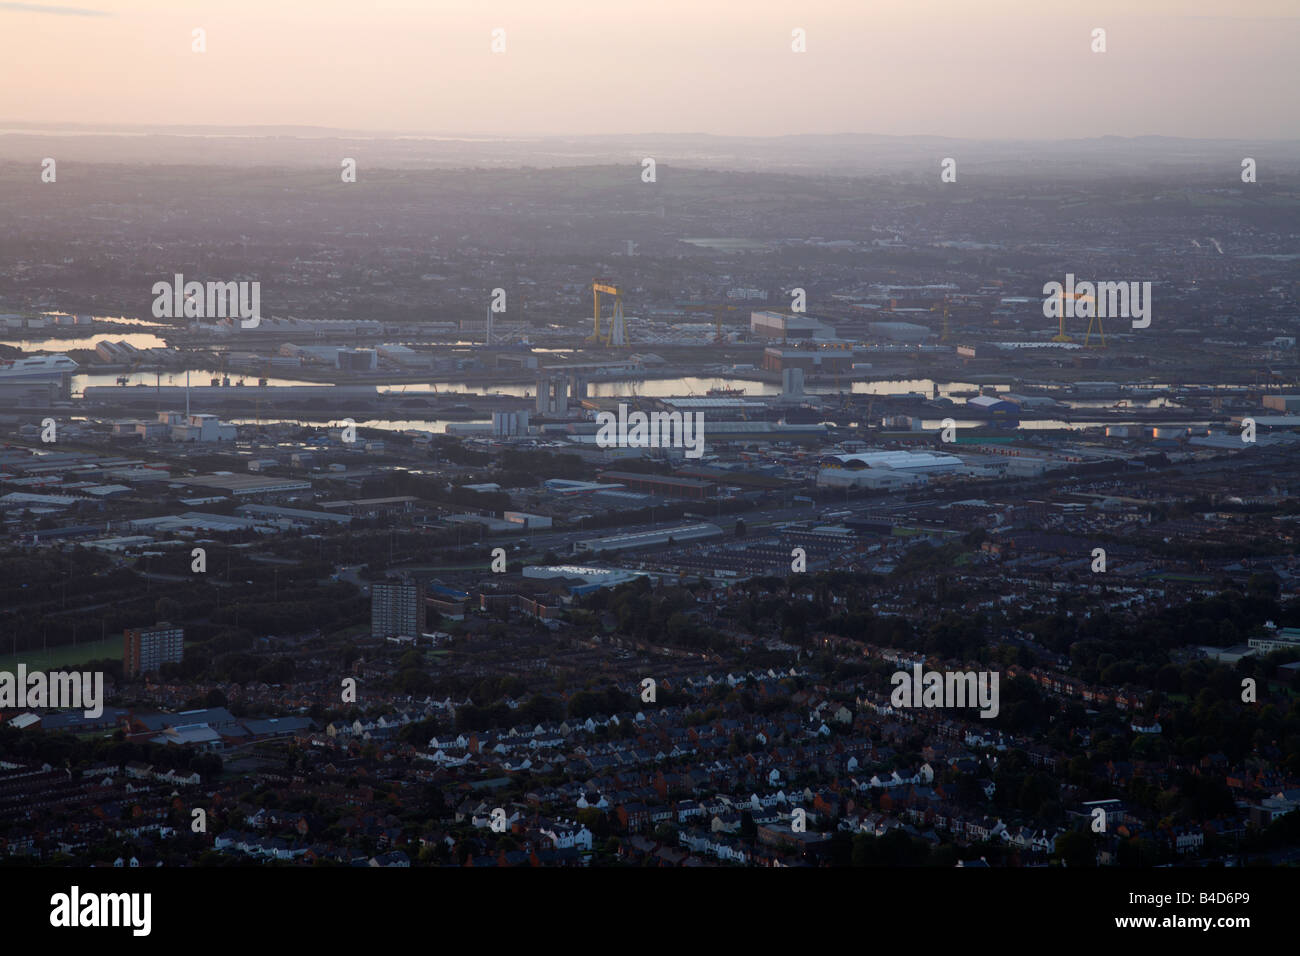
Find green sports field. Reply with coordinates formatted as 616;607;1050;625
0;635;122;673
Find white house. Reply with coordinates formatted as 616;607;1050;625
542;822;593;851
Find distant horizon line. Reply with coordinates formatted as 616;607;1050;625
1;122;1296;144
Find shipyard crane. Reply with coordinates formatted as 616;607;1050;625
1083;304;1106;349
589;281;628;347
1051;288;1106;348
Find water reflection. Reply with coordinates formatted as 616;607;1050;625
4;332;169;351
74;368;319;395
64;363;1224;411
227;418;488;434
919;419;1215;432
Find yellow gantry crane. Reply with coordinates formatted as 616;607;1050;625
1051;288;1106;348
590;281;628;347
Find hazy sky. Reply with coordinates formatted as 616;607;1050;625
2;0;1297;139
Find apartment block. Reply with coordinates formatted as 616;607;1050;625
124;623;185;676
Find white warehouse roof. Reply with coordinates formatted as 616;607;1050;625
828;451;962;472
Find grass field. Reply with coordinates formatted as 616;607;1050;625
0;635;122;672
325;623;370;642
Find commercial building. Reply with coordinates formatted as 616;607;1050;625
0;491;83;511
174;474;313;497
337;348;377;371
1263;395;1300;413
124;623;185;677
492;410;531;436
824;451;964;474
762;348;853;375
1230;415;1300;432
575;522;724;554
376;344;433;369
371;583;422;639
749;311;836;341
426;582;469;621
817;450;964;489
157;411;237;442
95;340;140;363
443;513;519;533
318;496;417;517
234;504;354;528
542;478;627;495
0;381;63;406
128;512;270;534
281;343;344;364
503;511;552;529
523;565;646;594
1247;627;1300;654
966;395;1021;427
231;317;383;337
866;321;932;344
599;471;717;500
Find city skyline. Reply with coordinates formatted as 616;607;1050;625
0;0;1295;924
